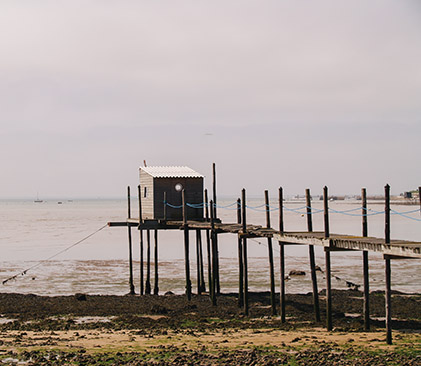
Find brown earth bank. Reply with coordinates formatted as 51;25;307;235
0;290;419;365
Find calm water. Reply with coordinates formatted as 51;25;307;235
0;198;420;296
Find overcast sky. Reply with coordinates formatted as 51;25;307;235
1;0;420;198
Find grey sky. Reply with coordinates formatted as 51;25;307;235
1;0;420;198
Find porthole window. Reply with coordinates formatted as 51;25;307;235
175;183;183;192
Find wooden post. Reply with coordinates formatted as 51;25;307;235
384;185;392;344
362;188;370;331
385;184;390;244
237;198;244;307
419;187;421;216
198;230;206;293
385;256;392;344
153;229;159;295
139;230;144;296
265;190;276;316
196;230;200;294
183;190;192;300
138;185;144;295
204;189;212;299
212;163;220;294
210;200;217;306
323;186;332;330
306;188;320;322
163;192;167;221
127;186;135;295
145;229;151;294
242;188;249;316
323;186;330;238
212;163;217;217
325;248;332;331
278;187;286;323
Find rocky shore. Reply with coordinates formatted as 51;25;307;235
0;290;419;365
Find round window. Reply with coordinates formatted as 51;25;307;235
175;183;183;192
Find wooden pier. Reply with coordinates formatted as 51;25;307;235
108;167;421;345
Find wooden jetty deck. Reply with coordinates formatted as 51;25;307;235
110;219;421;259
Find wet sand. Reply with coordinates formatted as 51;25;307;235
0;290;420;365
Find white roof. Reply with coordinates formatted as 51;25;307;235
140;166;204;178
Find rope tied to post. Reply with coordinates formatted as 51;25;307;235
2;224;108;285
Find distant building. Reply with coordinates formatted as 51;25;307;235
139;166;204;221
403;191;412;199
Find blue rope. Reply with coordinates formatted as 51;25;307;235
162;199;421;222
391;210;421;222
215;202;238;209
165;203;183;209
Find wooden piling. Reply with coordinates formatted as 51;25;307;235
210;200;217;306
196;230;205;294
153;229;159;295
306;189;320;322
362;188;370;331
145;230;151;295
265;190;276;316
384;185;392;344
323;186;332;330
204;189;212;300
198;230;206;293
139;230;144;295
212;163;220;295
279;187;286;323
242;189;249;316
127;186;135;295
138;185;144;296
237;198;244;308
196;230;201;294
385;256;392;344
183;190;192;301
325;248;332;331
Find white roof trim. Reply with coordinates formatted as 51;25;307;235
140;166;204;178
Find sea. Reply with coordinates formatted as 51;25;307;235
0;198;420;296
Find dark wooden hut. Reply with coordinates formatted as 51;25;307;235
139;166;204;220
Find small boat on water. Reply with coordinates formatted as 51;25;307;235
34;193;43;203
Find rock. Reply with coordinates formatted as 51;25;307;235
151;304;168;315
75;293;87;301
164;291;175;296
289;270;306;276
